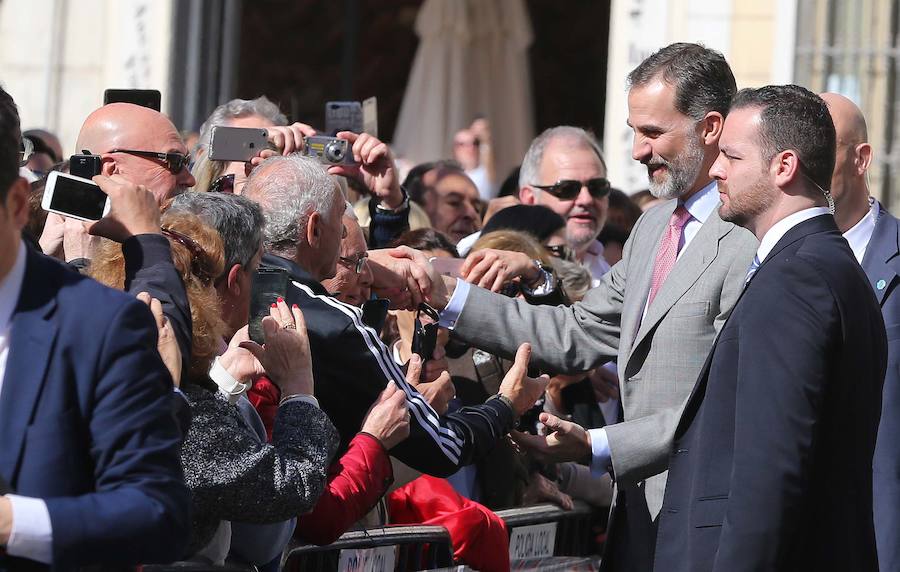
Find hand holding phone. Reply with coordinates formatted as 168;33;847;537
249;269;290;344
42;172;111;222
86;175;161;242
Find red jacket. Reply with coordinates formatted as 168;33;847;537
248;378;393;545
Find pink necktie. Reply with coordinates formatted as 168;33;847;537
647;206;692;306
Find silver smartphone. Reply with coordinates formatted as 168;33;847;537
41;172;111;222
209;126;269;162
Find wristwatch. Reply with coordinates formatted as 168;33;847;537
522;259;556;295
375;187;409;213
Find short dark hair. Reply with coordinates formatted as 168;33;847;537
0;85;22;201
627;42;737;121
404;160;463;206
731;85;836;192
390;228;459;257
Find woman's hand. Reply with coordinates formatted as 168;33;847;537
137;292;182;387
238;298;314;396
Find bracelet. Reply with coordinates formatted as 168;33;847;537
279;393;319;408
208;356;251;404
375;187;410;213
488;393;518;421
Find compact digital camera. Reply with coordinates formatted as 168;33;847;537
302;136;357;166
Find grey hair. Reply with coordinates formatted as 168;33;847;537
198;96;287;148
169;192;265;274
242;154;338;257
519;126;607;191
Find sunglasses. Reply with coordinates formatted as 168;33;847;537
547;243;575;262
338;251;369;274
210;173;235;194
109;148;190;174
532;178;611;201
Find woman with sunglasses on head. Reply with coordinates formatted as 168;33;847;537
89;211;340;565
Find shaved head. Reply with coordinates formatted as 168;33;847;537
820;92;873;231
75;103;195;202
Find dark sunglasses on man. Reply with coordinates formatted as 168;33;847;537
532;177;611;201
109;148;190;174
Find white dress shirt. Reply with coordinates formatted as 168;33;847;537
842;197;879;264
0;240;54;564
754;207;832;265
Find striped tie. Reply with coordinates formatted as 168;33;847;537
745;255;761;284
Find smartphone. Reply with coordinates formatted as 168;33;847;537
103;88;162;111
209;126;269;162
41;171;110;222
325;101;363;135
249;268;290;344
430;257;465;278
411;303;441;364
69;152;102;179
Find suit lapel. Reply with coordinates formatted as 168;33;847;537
860;204;900;306
631;210;734;351
0;249;58;486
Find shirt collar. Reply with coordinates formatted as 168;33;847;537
682;180;719;224
0;240;27;331
842;197;879;263
757;207;832;263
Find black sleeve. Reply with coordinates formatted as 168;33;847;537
122;234;192;365
367;197;410;249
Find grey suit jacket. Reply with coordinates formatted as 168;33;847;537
454;196;757;517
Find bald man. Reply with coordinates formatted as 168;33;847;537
76;102;195;202
822;92;900;572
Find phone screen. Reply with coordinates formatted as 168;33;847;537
48;175;108;220
249;268;290;344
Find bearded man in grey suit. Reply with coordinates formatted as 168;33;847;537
423;43;758;572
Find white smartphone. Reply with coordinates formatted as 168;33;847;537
41;171;111;222
209;126;269;162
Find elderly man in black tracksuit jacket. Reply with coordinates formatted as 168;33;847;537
245;153;544;476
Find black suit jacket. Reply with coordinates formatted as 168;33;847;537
862;203;900;572
653;215;886;572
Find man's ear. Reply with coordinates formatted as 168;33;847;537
100;156;118;176
225;264;243;296
773;150;803;190
701;111;725;146
856;143;873;175
306;211;321;248
520;186;538;205
5;177;30;230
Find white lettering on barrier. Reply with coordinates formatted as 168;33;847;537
508;522;557;561
338;545;397;572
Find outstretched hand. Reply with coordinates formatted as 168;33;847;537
511;412;592;464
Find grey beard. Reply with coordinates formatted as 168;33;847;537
647;137;705;200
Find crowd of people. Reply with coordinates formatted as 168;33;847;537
1;40;898;572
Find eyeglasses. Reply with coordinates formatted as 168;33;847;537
532;178;611;201
210;173;235;193
338;251;369;273
547;243;575;262
109;149;190;174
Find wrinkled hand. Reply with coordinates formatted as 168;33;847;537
511;412;591;464
137;291;182;387
220;325;267;383
328;132;403;208
267;122;317;155
87;174;161;242
238;299;314;396
589;367;620;402
361;380;410;450
498;343;549;416
415;374;455;416
523;472;574;511
462;248;540;292
368;246;434;310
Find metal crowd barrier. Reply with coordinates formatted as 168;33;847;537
282;525;454;572
496;500;596;559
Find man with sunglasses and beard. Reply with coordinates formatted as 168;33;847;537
425;43;758;572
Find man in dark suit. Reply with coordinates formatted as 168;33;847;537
0;87;190;568
822;91;900;572
653;85;886;572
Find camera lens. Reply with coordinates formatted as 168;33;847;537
324;140;345;163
